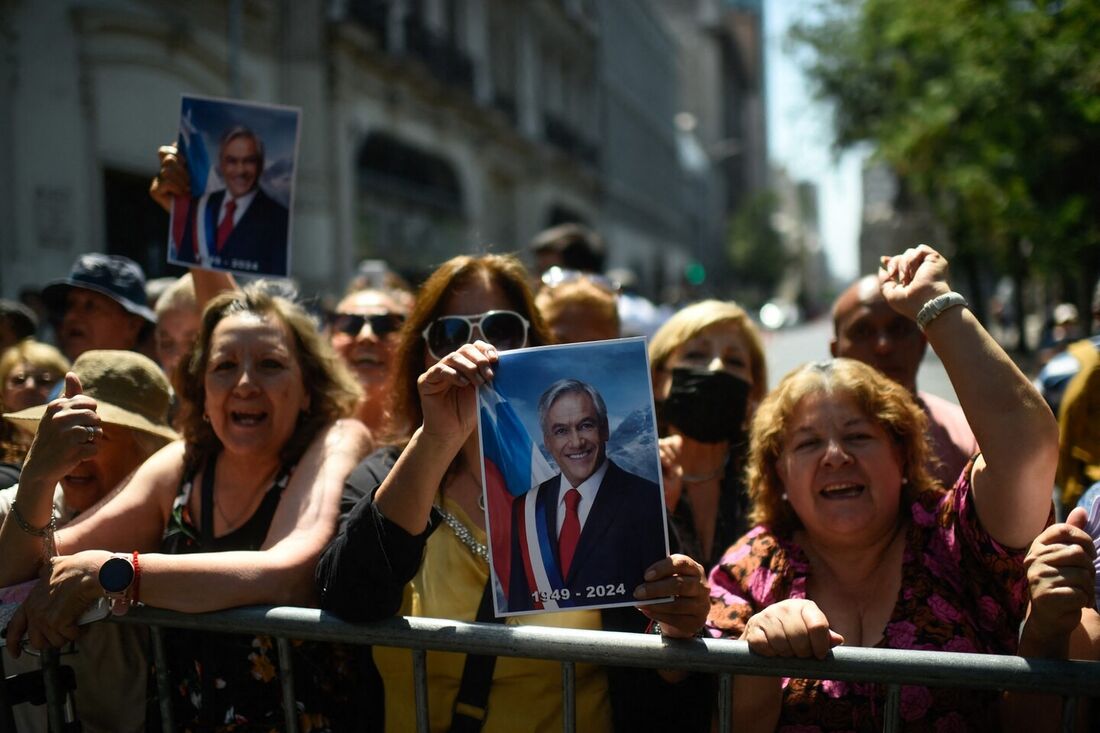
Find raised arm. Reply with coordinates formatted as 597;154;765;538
880;245;1058;548
372;341;497;533
148;143;237;305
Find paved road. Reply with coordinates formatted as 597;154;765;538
761;318;961;404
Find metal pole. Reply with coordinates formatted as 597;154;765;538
1061;696;1078;733
228;0;242;98
412;649;430;733
275;636;299;733
0;664;17;733
560;661;575;733
882;684;901;733
717;672;731;733
40;649;65;733
151;626;174;733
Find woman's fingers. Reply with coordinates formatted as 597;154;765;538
744;600;839;660
4;605;28;658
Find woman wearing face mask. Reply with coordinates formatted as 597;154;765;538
649;300;768;569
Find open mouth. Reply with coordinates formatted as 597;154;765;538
230;411;268;426
351;352;384;368
63;473;96;487
820;482;865;499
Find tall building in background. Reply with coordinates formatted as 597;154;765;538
858;161;942;277
0;0;767;300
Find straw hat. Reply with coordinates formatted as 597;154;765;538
3;350;178;443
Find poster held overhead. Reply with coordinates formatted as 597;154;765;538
167;94;300;278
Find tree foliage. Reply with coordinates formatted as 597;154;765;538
727;190;788;306
792;0;1100;325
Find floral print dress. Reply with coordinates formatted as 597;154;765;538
707;461;1030;732
159;455;363;732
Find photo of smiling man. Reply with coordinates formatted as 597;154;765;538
477;338;669;616
168;95;299;277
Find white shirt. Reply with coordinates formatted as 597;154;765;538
554;458;609;539
217;187;258;227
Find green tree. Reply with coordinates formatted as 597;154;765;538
793;0;1100;348
727;190;788;306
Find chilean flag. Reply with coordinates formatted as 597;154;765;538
170;106;219;263
478;384;556;610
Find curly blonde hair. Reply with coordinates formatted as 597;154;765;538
746;358;939;534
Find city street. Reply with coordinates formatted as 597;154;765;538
761;317;960;404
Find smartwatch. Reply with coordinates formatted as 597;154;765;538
98;554;135;616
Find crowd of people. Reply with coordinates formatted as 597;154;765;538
0;155;1098;732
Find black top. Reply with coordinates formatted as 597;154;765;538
668;451;750;572
316;446;715;732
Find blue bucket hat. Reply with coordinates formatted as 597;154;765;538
41;254;156;324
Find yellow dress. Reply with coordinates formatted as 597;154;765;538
373;495;612;733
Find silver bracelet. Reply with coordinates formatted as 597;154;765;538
10;499;58;559
915;291;967;331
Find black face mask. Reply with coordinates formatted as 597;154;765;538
657;367;752;445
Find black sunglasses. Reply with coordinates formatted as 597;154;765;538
329;312;405;338
422;310;530;360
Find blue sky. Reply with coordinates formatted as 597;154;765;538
765;0;867;282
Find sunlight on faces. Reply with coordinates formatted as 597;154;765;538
832;293;925;393
3;362;62;412
543;391;608;487
156;307;201;379
775;390;905;546
60;289;143;359
653;322;755;400
423;276;517;369
220;135;261;198
330;290;408;396
204;312;310;461
59;424;141;512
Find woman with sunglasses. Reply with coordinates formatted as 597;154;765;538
317;254;713;733
327;285;414;438
0;340;70;489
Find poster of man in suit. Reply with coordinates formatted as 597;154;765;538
478;338;670;616
167;95;299;277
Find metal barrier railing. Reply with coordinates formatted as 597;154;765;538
4;605;1099;733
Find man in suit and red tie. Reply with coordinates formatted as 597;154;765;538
508;378;666;613
177;126;289;276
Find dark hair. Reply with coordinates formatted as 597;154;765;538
530;223;606;273
177;282;361;473
387;254;552;440
0;300;38;341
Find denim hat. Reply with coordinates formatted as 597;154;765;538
42;254;156;324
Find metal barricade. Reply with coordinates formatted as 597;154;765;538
4;605;1098;732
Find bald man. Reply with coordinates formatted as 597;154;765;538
831;275;978;488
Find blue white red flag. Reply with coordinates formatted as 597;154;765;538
479;384;556;609
172;108;220;263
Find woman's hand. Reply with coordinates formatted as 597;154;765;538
417;341;498;445
149;143;190;212
634;554;709;639
742;599;844;659
878;244;952;322
4;550;109;656
658;435;684;511
19;374;101;491
1024;507;1097;645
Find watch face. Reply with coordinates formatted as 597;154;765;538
99;557;134;593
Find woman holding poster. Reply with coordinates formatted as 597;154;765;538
316;254;714;732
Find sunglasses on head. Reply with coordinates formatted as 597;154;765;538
540;266;620;294
7;372;59;388
329;312;406;338
422;310;530;360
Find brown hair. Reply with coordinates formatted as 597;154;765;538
177;282;361;473
648;299;768;404
745;358;939;534
386;254;552;440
